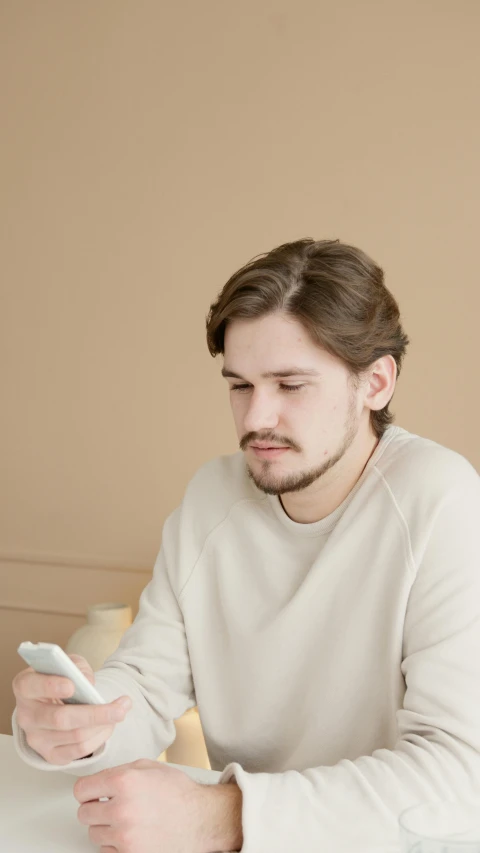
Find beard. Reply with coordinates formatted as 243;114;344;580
244;393;359;496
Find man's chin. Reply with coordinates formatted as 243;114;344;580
245;464;284;495
249;479;284;496
246;463;310;496
245;457;340;495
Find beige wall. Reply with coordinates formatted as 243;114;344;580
1;0;479;734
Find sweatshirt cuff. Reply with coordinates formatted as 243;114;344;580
218;762;325;853
12;707;109;773
217;762;274;853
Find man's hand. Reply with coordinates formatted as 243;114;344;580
74;759;243;853
13;654;132;764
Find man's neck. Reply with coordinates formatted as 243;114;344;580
280;428;381;524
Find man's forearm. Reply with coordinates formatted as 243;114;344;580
196;781;243;853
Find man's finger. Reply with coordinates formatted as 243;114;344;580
87;825;117;847
74;762;140;803
13;671;75;701
29;700;127;731
30;725;106;747
77;800;114;826
45;730;112;765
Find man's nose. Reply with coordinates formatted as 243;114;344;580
243;390;279;434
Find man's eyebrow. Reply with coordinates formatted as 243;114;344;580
221;367;321;379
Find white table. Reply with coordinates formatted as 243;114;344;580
0;733;221;852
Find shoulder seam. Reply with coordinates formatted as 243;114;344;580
372;467;416;576
177;495;269;601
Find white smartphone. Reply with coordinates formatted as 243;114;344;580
17;642;106;705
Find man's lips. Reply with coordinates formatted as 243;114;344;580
251;443;288;449
250;444;291;458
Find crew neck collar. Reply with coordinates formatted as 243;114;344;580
266;425;400;537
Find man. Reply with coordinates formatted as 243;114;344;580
12;239;480;852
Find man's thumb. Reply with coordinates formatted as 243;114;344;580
114;696;132;711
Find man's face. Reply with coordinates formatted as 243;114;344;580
223;312;367;496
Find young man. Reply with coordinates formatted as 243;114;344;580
12;239;480;852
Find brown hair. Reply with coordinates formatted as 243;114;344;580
206;238;409;438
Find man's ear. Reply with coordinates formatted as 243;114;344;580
364;355;397;412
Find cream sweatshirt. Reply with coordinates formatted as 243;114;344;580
13;425;480;852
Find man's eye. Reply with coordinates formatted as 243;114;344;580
230;384;305;393
279;384;305;393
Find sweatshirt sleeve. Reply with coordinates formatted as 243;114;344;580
218;475;480;852
13;507;196;776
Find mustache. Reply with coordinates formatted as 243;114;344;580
240;433;300;452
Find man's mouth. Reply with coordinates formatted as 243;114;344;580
250;444;290;458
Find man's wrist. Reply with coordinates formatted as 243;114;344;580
194;780;243;853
